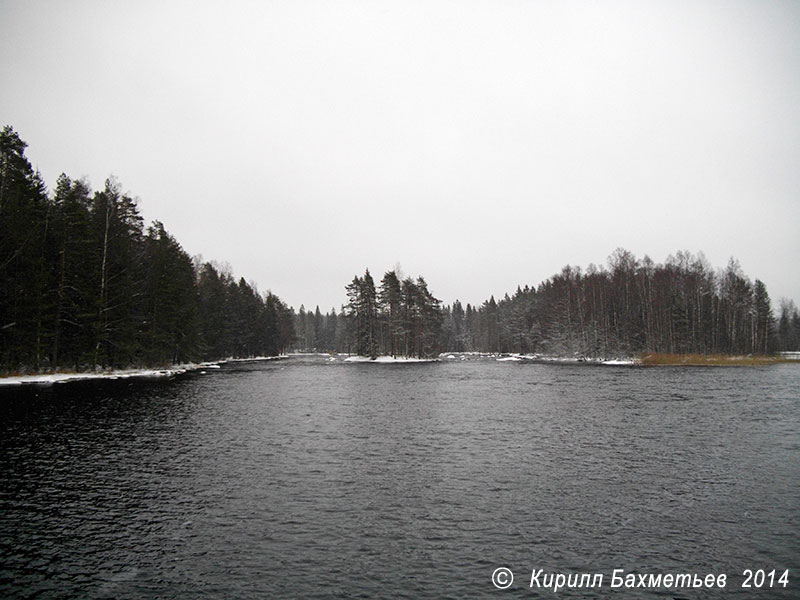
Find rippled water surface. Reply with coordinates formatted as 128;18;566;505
1;357;798;598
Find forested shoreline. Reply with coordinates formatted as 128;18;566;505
296;254;800;359
1;126;294;373
3;125;799;372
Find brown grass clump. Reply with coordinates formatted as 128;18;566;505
640;353;783;366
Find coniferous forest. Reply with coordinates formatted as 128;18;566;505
2;125;799;372
1;126;294;372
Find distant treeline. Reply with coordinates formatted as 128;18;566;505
297;253;800;358
1;126;294;372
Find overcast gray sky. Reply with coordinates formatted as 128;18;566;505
2;0;798;311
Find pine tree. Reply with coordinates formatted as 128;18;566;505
345;270;379;358
141;222;200;364
197;262;232;359
378;270;402;357
50;175;96;366
89;178;145;367
0;126;51;369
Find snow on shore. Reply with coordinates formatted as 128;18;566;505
438;352;638;365
223;355;290;363
344;356;439;363
0;355;291;386
508;354;639;365
0;363;217;386
1;352;640;386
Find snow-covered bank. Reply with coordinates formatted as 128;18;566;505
516;354;639;366
344;356;439;363
439;352;639;366
0;355;292;387
0;362;220;387
223;355;290;363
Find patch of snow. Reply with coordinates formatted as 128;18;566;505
223;355;289;363
0;362;219;387
344;355;439;363
514;354;579;363
343;356;370;363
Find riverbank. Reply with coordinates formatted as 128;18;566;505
343;355;439;363
0;355;289;386
438;352;639;365
640;353;792;366
442;351;798;367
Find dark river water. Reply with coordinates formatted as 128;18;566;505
1;356;798;599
